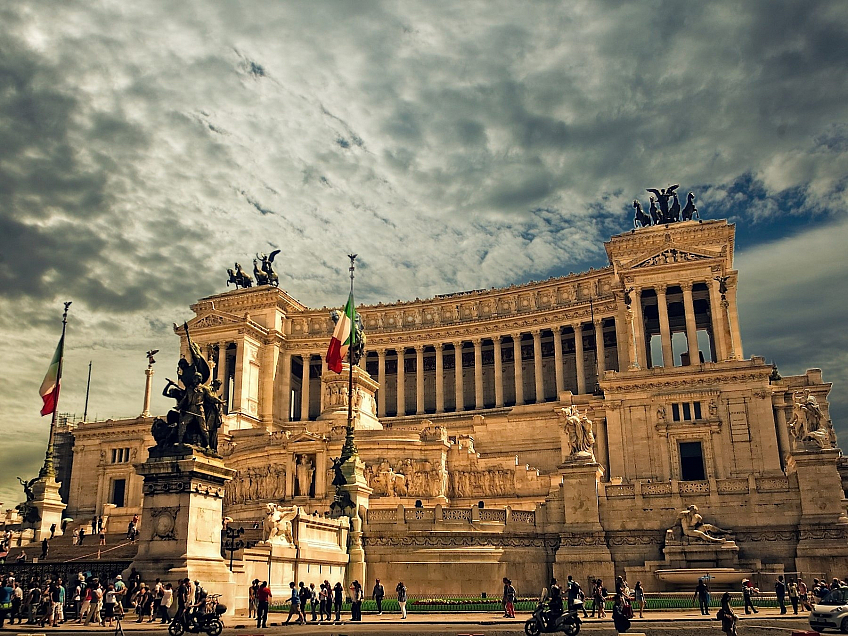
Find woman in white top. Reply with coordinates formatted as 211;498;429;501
159;584;173;624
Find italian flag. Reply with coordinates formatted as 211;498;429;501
326;292;355;373
39;334;65;416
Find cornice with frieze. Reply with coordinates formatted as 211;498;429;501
601;367;772;394
605;220;734;258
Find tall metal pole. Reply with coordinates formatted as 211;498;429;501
341;254;358;462
40;301;71;479
83;360;92;422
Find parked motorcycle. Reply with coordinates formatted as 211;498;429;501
524;600;582;635
168;600;226;636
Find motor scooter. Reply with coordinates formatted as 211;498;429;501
524;593;581;636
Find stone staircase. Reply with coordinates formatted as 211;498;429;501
5;531;138;564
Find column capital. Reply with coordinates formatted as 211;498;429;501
376;347;387;357
655;283;668;296
512;332;524;340
593;317;604;328
530;328;541;336
453;340;464;348
680;280;694;292
491;334;503;344
572;322;583;332
434;341;444;350
414;344;425;352
471;337;482;346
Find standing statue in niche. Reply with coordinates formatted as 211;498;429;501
557;405;596;461
296;455;315;497
150;323;224;454
675;504;731;544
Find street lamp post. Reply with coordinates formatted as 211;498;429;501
223;526;245;572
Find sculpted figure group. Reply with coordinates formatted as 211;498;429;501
788;389;835;449
226;250;281;289
224;466;287;505
263;503;298;546
558;405;596;461
676;504;732;544
151;324;223;454
633;184;700;228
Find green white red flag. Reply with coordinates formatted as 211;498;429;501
39;334;65;416
326;292;355;373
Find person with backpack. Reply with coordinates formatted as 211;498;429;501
284;581;303;625
349;580;363;621
787;578;800;614
775;575;787;614
396;581;407;620
332;582;343;621
297;582;310;623
373;578;385;615
502;578;516;618
592;579;607;618
612;593;632;633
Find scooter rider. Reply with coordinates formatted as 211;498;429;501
547;579;564;627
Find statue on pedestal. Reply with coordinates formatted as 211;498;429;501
151;324;224;455
15;476;40;523
788;389;835;449
557;405;596;461
673;504;731;544
295;455;315;497
262;503;298;546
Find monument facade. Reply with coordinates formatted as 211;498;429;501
58;217;847;595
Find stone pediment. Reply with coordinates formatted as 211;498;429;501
288;431;327;445
625;245;721;270
184;311;244;330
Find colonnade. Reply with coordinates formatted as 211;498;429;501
628;278;740;369
289;320;617;420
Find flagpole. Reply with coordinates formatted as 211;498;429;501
83;360;92;422
40;301;71;479
341;254;358;462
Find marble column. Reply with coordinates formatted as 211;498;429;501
594;320;605;379
218;342;230;412
300;354;311;421
377;349;387;417
532;329;544;403
682;282;700;365
415;345;425;415
232;339;245;414
573;324;585;395
707;279;727;361
727;283;744;359
656;285;674;367
396;348;406;416
774;399;791;465
473;338;484;410
454;341;464;411
493;336;504;407
632;288;646;368
553;326;564;395
435;343;445;413
319;354;328;413
279;351;291;422
513;334;524;406
261;342;280;428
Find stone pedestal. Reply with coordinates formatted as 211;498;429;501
127;448;237;610
786;448;848;574
318;364;382;430
554;460;614;585
27;476;65;541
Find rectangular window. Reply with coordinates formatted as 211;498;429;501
111;449;118;463
672;403;681;422
679;442;706;481
693;401;702;420
111;478;126;507
682;402;692;421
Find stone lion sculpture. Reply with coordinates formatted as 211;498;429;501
263;503;298;546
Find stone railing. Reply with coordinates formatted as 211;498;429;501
479;509;507;523
443;508;472;522
756;476;791;492
365;505;536;530
642;482;673;496
716;478;749;494
678;480;710;495
605;484;636;498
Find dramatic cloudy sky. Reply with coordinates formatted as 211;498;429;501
1;1;847;508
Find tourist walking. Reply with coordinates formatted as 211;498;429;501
78;528;85;546
84;581;103;627
159;583;173;623
718;591;738;636
248;579;258;619
612;593;632;633
788;578;799;614
309;583;318;621
297;582;309;622
0;579;14;629
99;527;106;546
11;580;23;624
741;578;758;613
502;577;516;618
102;584;119;627
72;528;79;546
633;580;645;618
255;581;271;629
49;524;56;539
592;579;607;618
318;582;329;621
373;578;385;615
775;575;787;614
396;581;407;619
574;582;589;618
799;579;812;611
333;582;343;621
694;578;710;615
349;580;363;621
40;538;49;560
284;581;303;625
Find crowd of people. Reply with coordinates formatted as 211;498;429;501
0;568;224;629
248;578;408;626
